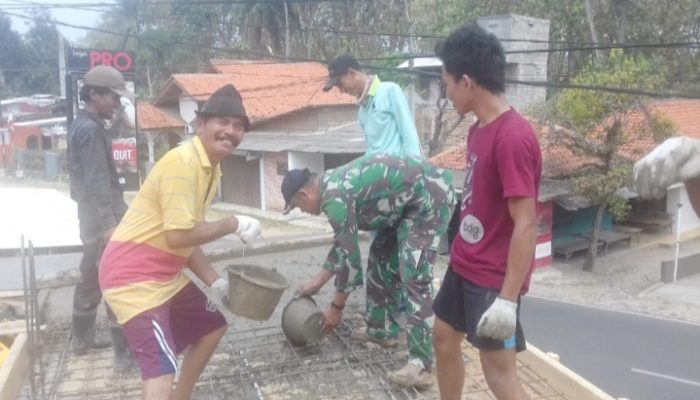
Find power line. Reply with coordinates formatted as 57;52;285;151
3;2;698;48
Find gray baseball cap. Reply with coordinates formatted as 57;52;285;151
84;65;134;99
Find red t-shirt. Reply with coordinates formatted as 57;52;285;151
450;108;542;294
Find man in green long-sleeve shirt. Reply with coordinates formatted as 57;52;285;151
286;154;455;389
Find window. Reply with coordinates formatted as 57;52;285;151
277;161;288;175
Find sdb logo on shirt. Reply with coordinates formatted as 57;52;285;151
460;214;484;244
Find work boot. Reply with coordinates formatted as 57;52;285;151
71;328;112;355
386;362;434;390
72;313;111;355
113;350;135;373
351;329;399;348
110;327;134;373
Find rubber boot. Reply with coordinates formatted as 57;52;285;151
111;327;134;373
71;313;111;355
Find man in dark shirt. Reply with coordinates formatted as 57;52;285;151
67;65;133;371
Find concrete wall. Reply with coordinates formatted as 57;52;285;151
178;96;198;126
288;152;324;173
478;14;550;112
666;185;700;234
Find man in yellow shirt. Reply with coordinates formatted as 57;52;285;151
99;84;261;398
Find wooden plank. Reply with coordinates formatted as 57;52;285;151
0;333;29;400
519;343;615;400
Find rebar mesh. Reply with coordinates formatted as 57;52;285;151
20;310;568;400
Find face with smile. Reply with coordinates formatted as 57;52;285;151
197;116;246;165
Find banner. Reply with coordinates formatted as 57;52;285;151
68;47;139;190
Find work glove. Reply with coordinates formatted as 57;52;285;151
476;297;517;341
234;215;261;243
210;278;229;304
634;137;700;199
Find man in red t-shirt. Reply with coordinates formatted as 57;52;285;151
432;25;542;400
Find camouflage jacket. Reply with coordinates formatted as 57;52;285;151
321;154;453;292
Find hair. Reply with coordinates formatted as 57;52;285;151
301;173;319;189
79;84;112;103
435;25;506;94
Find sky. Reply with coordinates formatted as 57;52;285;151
7;0;112;44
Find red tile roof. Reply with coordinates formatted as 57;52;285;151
430;99;700;178
137;102;184;131
153;61;354;123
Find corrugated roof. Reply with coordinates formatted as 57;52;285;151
238;122;366;154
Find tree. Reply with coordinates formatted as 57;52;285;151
18;10;60;94
547;50;676;271
239;0;300;56
0;13;27;96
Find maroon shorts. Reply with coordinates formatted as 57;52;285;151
121;282;227;380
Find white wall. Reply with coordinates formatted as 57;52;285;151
288;152;324;174
666;185;700;234
179;96;198;126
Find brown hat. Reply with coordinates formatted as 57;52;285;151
195;84;249;130
84;65;134;99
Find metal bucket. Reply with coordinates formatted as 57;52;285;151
226;264;289;321
281;296;324;346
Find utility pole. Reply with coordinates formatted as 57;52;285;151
58;33;66;99
284;0;290;60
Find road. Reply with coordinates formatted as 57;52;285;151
522;296;700;400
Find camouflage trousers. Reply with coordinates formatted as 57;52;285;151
364;180;455;370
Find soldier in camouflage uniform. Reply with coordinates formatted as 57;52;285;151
283;154;456;389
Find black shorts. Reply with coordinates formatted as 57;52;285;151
433;266;526;352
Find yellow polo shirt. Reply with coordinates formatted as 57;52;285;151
99;136;222;324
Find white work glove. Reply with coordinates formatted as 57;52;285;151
210;278;229;304
634;137;700;199
476;297;518;341
234;215;261;243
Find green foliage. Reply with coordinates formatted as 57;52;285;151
0;13;27;96
555;50;665;131
571;165;632;221
647;112;677;144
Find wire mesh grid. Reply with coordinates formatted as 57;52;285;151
20;311;569;400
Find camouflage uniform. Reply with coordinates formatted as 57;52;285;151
321;154;456;370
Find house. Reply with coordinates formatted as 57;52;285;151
0;95;67;170
139;60;360;210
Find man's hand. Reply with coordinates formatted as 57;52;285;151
103;227;116;243
321;306;342;333
210;278;229;304
234;215;261;243
634;137;700;199
476;297;518;340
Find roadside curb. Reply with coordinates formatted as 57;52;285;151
206;234;335;262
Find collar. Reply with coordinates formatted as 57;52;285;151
77;109;106;128
191;136;213;170
358;76;380;107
